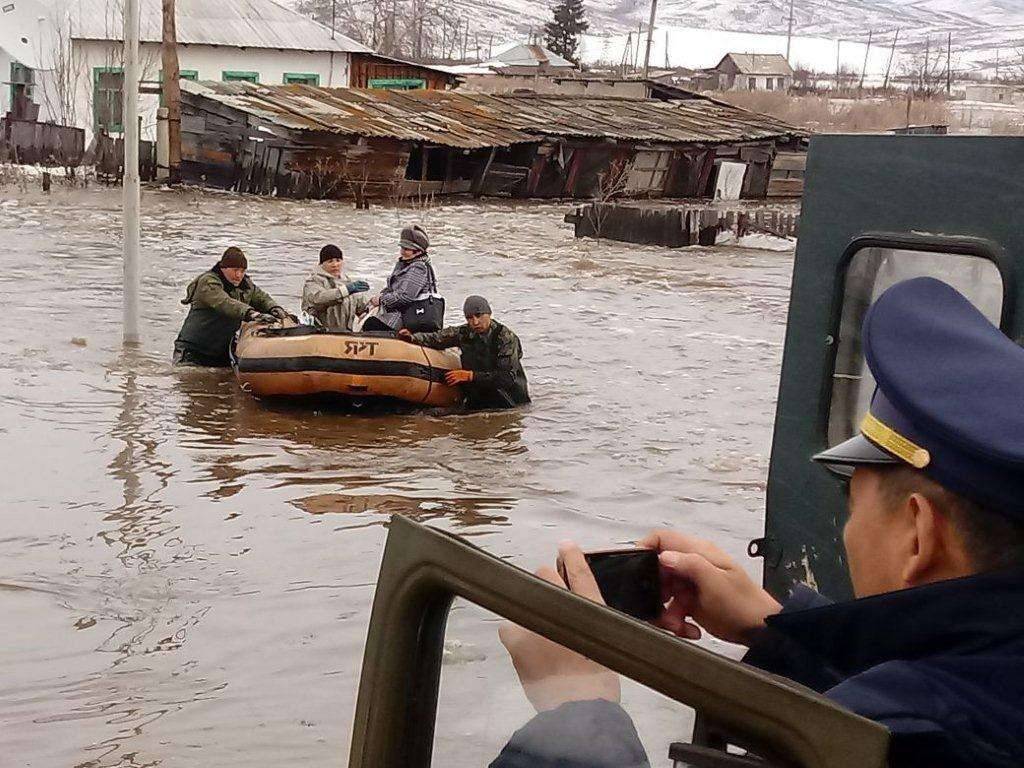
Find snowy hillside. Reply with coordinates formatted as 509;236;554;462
402;0;1024;74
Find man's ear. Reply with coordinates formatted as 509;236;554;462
902;493;971;586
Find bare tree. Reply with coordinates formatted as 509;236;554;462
585;157;629;239
898;38;955;95
38;12;85;128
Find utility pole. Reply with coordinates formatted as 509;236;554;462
785;0;794;63
925;37;933;93
859;29;872;92
835;38;841;91
391;0;398;55
946;32;952;95
161;0;181;184
664;29;669;69
642;0;658;78
633;23;642;72
620;32;632;76
883;28;899;90
123;0;141;345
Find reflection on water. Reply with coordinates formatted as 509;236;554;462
0;188;793;767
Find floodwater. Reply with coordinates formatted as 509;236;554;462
0;185;794;768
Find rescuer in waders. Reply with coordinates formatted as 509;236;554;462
492;278;1024;768
399;295;530;410
173;247;288;367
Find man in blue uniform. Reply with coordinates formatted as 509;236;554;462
493;277;1024;768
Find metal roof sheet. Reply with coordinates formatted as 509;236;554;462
45;0;369;52
182;80;804;149
491;43;575;69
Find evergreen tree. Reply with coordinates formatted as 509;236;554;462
543;0;588;66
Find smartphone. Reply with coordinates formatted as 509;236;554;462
560;548;662;621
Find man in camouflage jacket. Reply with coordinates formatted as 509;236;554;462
399;295;530;409
173;247;286;367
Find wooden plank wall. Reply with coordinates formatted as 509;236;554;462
767;151;807;199
0;118;85;166
180;92;411;199
348;54;454;90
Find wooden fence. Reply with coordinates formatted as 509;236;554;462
0;118;84;166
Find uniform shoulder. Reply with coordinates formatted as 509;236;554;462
494;321;521;343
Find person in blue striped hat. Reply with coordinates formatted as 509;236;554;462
493;277;1024;768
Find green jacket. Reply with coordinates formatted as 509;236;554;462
174;266;281;364
413;320;530;408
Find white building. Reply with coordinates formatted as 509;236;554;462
1;0;370;142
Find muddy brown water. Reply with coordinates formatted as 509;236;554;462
0;187;794;767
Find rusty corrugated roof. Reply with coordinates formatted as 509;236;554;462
181;81;804;149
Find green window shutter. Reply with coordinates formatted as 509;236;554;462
222;71;259;83
180;70;199;81
368;77;426;91
10;62;35;105
283;73;319;85
93;66;125;133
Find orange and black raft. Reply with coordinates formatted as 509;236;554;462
232;321;462;407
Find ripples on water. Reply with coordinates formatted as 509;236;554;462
0;188;794;767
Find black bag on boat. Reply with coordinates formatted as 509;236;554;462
401;263;444;333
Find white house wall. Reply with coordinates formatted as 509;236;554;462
31;39;350;143
1;48;11;116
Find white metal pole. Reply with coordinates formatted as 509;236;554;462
123;0;141;345
785;0;794;63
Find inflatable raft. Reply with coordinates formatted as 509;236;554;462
233;322;462;407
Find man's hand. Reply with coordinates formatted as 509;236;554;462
639;530;782;645
269;306;289;320
397;329;414;342
245;309;277;323
370;295;381;308
499;542;620;713
445;369;473;386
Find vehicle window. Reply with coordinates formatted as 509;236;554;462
432;597;744;767
827;247;1004;445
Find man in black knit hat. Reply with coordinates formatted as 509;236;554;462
173;246;287;367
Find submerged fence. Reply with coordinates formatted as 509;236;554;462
0;118;85;166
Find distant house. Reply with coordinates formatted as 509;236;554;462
964;83;1024;106
441;42;578;80
0;0;450;145
706;53;794;92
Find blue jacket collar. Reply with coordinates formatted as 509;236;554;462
767;568;1024;676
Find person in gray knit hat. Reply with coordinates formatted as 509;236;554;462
399;295;530;409
364;224;441;333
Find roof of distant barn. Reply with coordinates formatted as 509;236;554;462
44;0;370;53
181;80;806;149
715;53;795;77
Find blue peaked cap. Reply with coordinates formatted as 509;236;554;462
813;277;1024;521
